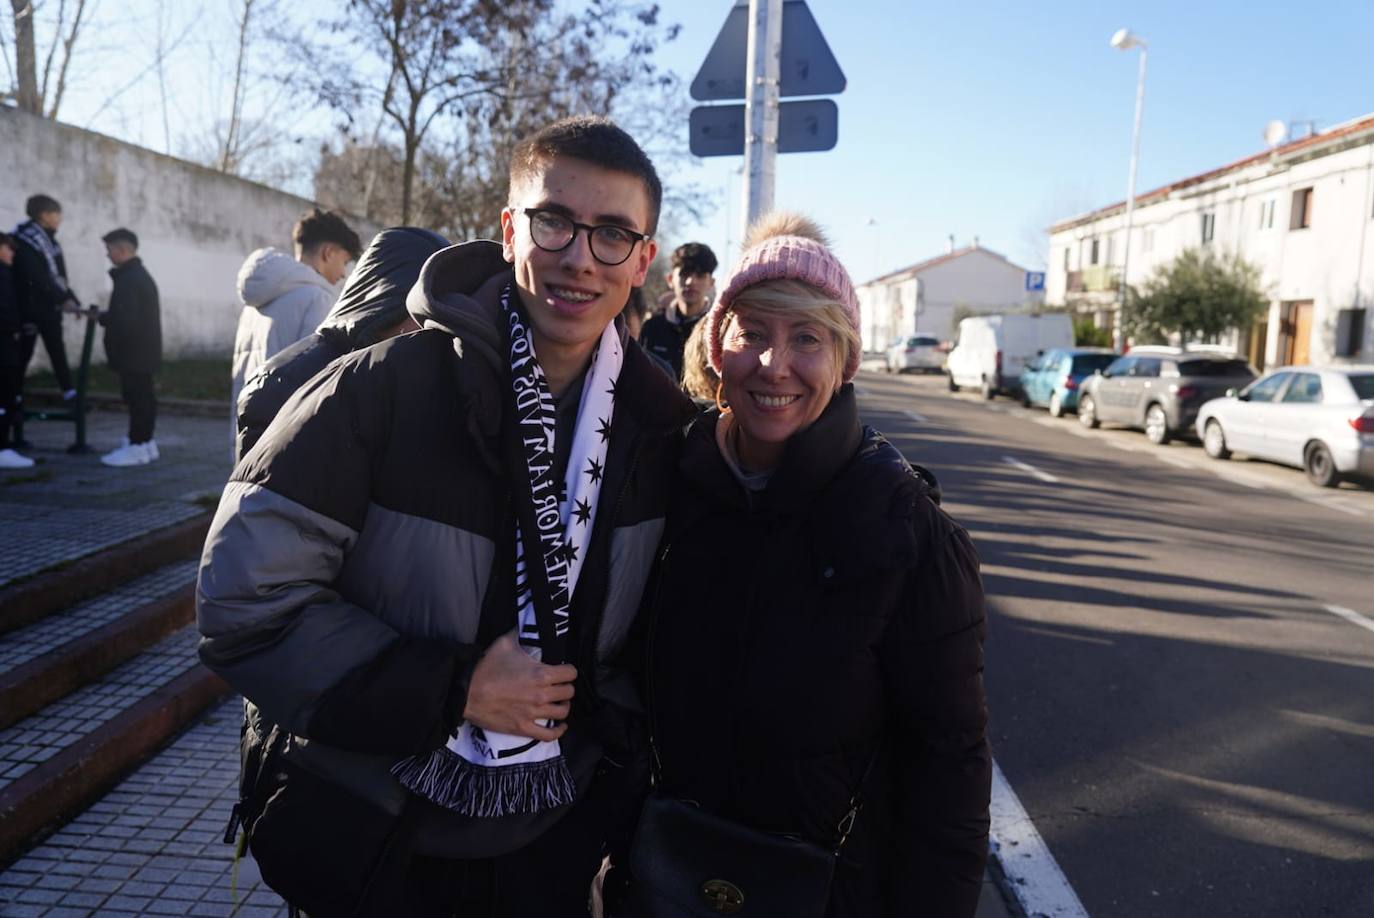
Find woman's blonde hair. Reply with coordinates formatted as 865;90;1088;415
682;318;720;402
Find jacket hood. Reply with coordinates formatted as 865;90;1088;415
237;247;336;309
321;227;450;348
406;240;512;371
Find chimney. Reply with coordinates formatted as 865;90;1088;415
946;234;955;254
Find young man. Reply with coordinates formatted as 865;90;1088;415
638;241;718;381
229;208;361;415
97;229;162;468
0;233;33;469
197;116;694;915
11;194;79;400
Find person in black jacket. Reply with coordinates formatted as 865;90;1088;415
642;212;991;918
0;233;34;469
234;226;448;462
197;116;693;916
97;229;162;468
10;194;79;399
638;241;717;382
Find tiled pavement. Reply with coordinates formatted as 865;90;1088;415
0;696;287;917
0;409;231;588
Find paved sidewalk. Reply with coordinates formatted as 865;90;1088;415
1;409;231;588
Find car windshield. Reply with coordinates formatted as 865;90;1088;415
1349;374;1374;399
1178;358;1254;377
1072;354;1116;374
911;337;939;347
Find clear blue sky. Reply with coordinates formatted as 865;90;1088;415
24;0;1374;288
652;0;1374;282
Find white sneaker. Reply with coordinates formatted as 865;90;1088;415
0;448;35;469
101;443;150;467
119;437;158;461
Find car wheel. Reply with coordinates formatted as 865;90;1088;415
1049;392;1064;417
981;378;995;400
1305;442;1340;488
1079;394;1099;429
1021;390;1032;408
947;373;958;392
1203;420;1231;459
1144;403;1171;445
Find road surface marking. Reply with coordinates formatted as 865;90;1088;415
1033;417;1062;428
1324;604;1374;636
903;409;928;423
1298;494;1364;517
1157;454;1193;469
1108;440;1144;452
1003;456;1060;483
985;404;1005;412
1207;466;1268;489
990;759;1090;918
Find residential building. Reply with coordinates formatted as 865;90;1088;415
1047;114;1374;369
858;242;1044;351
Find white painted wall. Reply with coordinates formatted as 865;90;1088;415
3;105;379;369
1047;122;1374;365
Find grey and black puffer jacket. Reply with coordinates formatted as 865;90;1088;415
197;239;696;856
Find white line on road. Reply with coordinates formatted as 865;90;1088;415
1324;604;1374;635
990;759;1090;918
1299;495;1364;517
1033;417;1062;429
1003;455;1060;483
902;409;928;423
1157;454;1194;469
985;404;1005;412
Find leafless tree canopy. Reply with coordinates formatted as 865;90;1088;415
8;0;93;118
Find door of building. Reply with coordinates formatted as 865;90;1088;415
1280;300;1314;365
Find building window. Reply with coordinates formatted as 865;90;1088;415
1335;308;1367;357
1290;188;1313;230
1201;212;1216;244
1090;238;1100;265
1259;199;1275;230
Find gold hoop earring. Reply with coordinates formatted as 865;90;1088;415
715;382;730;413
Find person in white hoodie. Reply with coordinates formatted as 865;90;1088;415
230;209;361;415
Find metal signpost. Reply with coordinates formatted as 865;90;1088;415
691;0;845;242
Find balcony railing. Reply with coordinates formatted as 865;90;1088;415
1081;265;1121;292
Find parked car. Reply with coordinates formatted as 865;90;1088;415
886;334;945;373
947;313;1074;399
1077;347;1257;444
1019;347;1119;416
1195;365;1374;487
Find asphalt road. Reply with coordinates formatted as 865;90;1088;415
853;369;1374;918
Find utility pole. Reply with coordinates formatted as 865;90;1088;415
741;0;782;242
1111;28;1149;350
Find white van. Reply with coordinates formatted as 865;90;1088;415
946;313;1074;399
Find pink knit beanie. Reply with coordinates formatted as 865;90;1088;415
707;213;862;382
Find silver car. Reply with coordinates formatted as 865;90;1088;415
886;334;945;374
1195;366;1374;487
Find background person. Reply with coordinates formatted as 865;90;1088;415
0;233;32;469
230;208;361;414
97;228;162;468
639;213;991;917
638;241;717;381
11;194;79;401
234;226;448;461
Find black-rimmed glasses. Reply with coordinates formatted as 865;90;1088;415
522;208;651;266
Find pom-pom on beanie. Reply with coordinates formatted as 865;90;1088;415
707;212;862;382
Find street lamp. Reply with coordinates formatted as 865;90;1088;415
1110;27;1147;350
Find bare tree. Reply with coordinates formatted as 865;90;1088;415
10;0;40;112
218;0;256;172
6;0;93;118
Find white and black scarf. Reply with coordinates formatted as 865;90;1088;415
13;221;68;293
393;283;622;817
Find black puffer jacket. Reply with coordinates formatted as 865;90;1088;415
235;227;449;460
102;257;161;374
198;240;696;857
647;387;991;918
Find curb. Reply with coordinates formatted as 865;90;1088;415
0;512;211;636
26;388;230;418
0;585;195;731
0;664;229;867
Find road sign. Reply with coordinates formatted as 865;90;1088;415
690;100;839;157
1025;271;1046;292
691;0;846;102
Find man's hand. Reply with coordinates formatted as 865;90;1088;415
462;629;577;742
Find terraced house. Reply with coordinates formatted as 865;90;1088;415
1046;113;1374;369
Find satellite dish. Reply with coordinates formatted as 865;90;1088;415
1263;120;1288;149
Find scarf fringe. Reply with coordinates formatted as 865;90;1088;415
392;746;578;817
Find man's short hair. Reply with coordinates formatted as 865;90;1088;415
101;228;139;250
509;116;663;236
293;209;363;260
671;242;717;276
26;194;62;220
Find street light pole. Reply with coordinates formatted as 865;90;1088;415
1111;28;1148;351
741;0;782;241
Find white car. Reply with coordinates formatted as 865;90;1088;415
1195;365;1374;487
886;334;945;373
